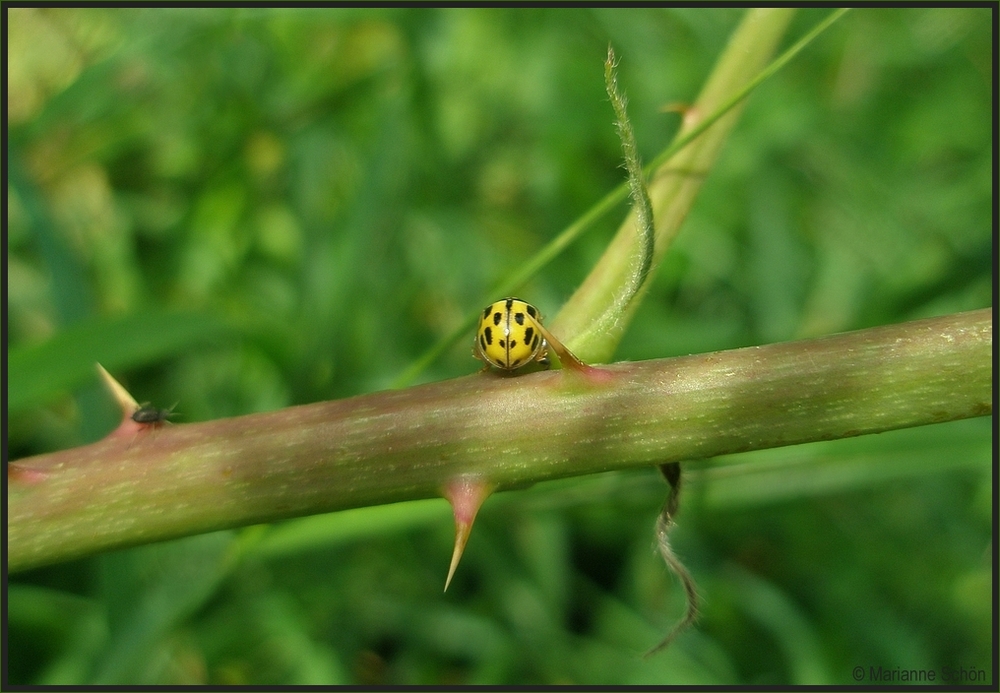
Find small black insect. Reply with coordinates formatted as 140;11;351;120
131;402;177;425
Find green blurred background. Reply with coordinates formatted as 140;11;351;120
7;7;992;685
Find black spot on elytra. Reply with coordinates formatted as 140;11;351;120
483;327;492;345
509;340;517;349
514;312;524;325
524;326;534;345
526;305;537;318
531;334;540;349
480;334;487;351
499;338;506;347
493;311;502;326
510;357;521;366
483;306;492;320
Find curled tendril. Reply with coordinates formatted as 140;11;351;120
644;462;699;657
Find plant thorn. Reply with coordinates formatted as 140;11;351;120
441;476;494;592
96;363;139;422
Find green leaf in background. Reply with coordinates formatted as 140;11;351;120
8;311;230;413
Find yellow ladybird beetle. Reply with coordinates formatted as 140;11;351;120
474;297;589;372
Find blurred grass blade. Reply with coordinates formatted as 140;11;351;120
249;499;449;560
8;311;230;413
693;417;991;509
724;565;831;684
641;8;850;178
9;148;94;325
91;533;234;684
7;585;107;684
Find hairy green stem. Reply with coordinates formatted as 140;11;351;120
9;309;990;573
552;8;800;361
604;45;656;326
